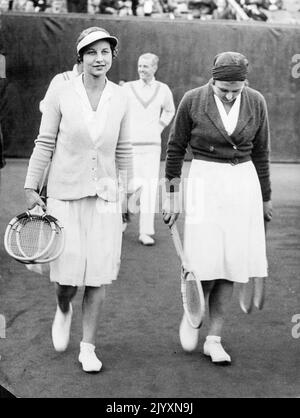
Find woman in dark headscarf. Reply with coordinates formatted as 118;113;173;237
163;52;272;364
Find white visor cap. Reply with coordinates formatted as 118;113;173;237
77;30;118;54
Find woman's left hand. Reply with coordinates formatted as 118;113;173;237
263;200;273;222
24;188;47;211
162;193;181;227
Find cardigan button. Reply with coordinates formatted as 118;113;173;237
209;145;214;152
233;145;237;150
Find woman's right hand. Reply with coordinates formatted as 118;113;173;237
24;188;47;211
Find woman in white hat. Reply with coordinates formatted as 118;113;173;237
24;27;134;372
163;52;272;365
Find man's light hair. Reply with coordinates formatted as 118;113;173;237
138;53;159;68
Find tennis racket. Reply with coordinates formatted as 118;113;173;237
4;211;64;264
4;160;64;265
170;223;205;329
239;221;268;313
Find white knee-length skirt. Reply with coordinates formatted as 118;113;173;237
47;196;122;287
184;159;268;283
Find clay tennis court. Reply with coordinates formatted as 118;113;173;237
0;160;299;398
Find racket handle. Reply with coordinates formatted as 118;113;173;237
170;223;186;264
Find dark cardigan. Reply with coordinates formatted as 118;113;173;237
165;81;271;201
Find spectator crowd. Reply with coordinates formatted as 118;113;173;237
0;0;284;21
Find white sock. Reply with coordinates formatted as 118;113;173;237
80;341;96;352
206;335;221;343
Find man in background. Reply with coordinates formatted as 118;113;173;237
123;53;175;245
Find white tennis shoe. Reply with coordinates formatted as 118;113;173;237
203;335;231;364
51;303;73;352
139;234;155;246
78;342;102;373
179;313;199;352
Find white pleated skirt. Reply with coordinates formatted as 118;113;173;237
184;159;268;283
47;196;122;287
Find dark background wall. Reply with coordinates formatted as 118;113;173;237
0;12;300;161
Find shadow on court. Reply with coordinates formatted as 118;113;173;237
0;160;299;398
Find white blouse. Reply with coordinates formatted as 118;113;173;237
77;75;111;143
214;93;241;136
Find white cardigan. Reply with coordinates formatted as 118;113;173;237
25;76;133;202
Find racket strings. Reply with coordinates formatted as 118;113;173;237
181;270;203;328
17;218;53;258
185;272;202;318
